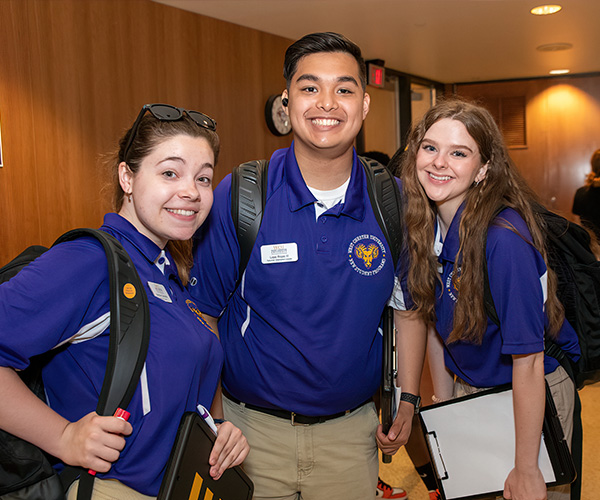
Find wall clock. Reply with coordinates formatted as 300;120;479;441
264;94;292;136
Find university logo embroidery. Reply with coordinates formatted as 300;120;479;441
445;267;461;302
356;243;379;268
186;299;214;332
348;234;386;276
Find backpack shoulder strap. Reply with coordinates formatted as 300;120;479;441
483;253;500;327
54;228;150;500
359;156;403;268
54;228;150;416
482;207;579;380
231;160;269;278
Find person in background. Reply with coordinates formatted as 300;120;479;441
189;33;426;500
0;104;249;499
572;148;600;238
390;98;579;500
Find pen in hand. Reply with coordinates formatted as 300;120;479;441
87;408;130;476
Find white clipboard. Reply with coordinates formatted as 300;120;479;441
418;383;575;500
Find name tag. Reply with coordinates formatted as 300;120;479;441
260;243;298;264
148;281;172;303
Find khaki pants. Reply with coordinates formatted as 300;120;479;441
66;478;155;500
223;396;380;500
454;365;574;500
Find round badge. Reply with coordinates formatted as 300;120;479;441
123;283;137;299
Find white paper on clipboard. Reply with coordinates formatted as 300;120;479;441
420;387;555;499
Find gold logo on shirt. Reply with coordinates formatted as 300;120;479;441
355;243;379;268
186;299;214;333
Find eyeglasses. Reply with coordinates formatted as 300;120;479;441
122;104;217;163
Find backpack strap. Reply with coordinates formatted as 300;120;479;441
231;158;403;275
53;229;150;500
231;160;269;280
358;157;403;465
359;156;403;269
481;209;577;382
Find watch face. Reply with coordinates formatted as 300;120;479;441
265;94;292;136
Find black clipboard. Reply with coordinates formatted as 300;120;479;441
418;382;575;500
157;412;254;500
380;305;396;463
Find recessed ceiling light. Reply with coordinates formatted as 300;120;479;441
530;4;562;15
536;42;573;52
549;69;570;75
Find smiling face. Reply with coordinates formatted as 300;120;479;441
416;118;488;220
282;52;370;160
118;134;214;248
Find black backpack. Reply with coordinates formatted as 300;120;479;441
484;207;600;389
0;228;150;500
230;156;403;462
231;156;404;274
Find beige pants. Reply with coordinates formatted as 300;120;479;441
223;396;380;500
454;365;574;500
66;477;156;500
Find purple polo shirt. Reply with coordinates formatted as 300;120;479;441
436;205;579;387
0;213;223;495
190;145;402;415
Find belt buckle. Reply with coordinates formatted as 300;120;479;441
291;412;308;426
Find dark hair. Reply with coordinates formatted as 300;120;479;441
112;114;220;211
363;151;390;166
283;32;367;90
586;148;600;187
109;113;220;285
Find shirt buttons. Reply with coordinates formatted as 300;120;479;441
321;218;327;224
321;235;328;243
434;242;443;256
158;257;166;264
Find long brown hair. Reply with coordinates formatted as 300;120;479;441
109;112;220;285
585;148;600;188
395;97;563;344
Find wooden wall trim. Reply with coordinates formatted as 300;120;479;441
455;75;600;220
0;0;292;264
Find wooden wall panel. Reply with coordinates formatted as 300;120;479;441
0;0;292;264
454;75;600;221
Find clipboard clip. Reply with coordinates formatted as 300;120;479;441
426;430;449;481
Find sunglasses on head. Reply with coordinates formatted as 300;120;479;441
122;104;217;163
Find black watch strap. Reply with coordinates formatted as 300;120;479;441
400;392;421;413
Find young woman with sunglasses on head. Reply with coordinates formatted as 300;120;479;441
389;98;579;500
0;104;249;499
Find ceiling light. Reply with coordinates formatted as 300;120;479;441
530;4;562;15
536;42;573;52
549;69;570;75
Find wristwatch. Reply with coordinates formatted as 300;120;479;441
400;392;421;414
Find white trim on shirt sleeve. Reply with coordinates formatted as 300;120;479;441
388;276;407;311
56;312;111;347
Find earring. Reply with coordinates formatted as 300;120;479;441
126;192;132;203
474;179;481;187
281;97;289;107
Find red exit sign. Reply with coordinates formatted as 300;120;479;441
368;63;385;88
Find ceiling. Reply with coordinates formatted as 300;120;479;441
152;0;600;84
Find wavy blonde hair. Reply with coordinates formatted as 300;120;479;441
394;97;563;344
